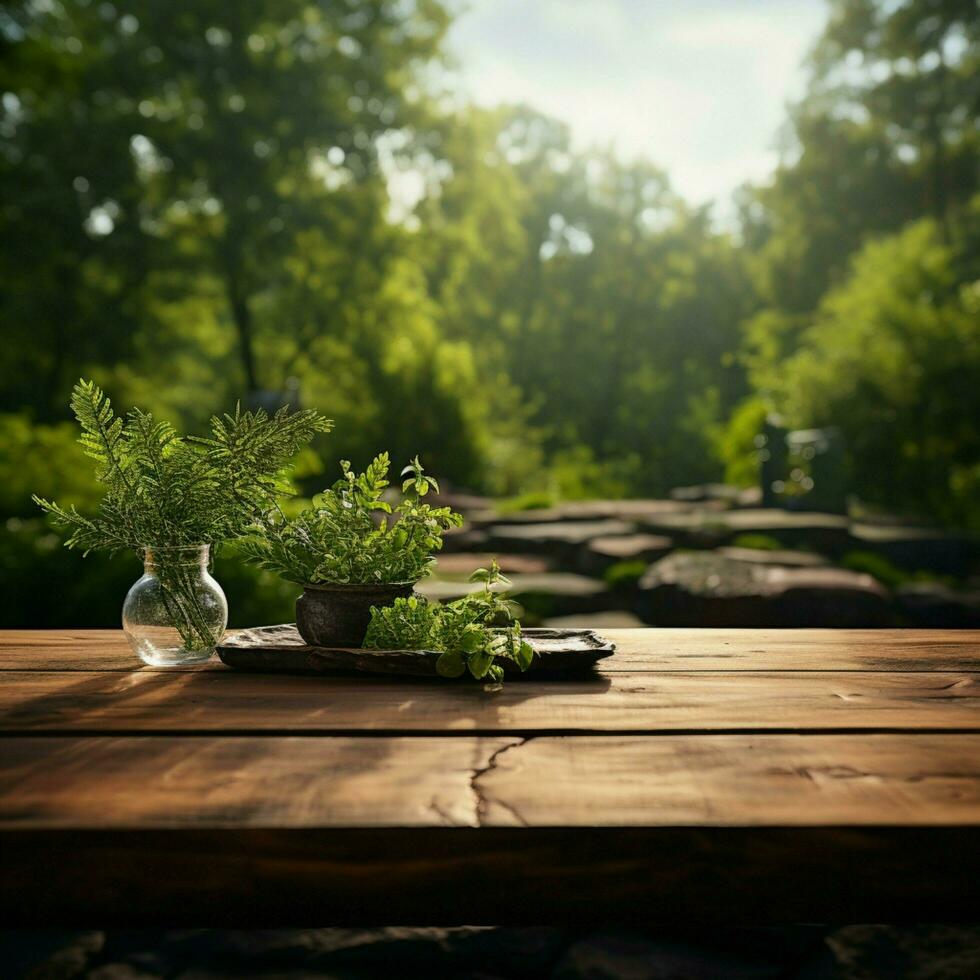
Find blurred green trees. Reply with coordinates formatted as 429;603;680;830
734;0;979;525
1;0;979;627
760;209;980;528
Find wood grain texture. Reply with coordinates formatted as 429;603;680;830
3;628;979;672
0;735;516;829
1;668;977;733
607;628;980;671
475;734;980;827
3;628;979;926
2;735;978;829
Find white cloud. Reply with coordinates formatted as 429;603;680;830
446;0;827;206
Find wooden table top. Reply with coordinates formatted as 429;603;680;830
2;628;979;927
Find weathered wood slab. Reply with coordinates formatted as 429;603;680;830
2;734;978;829
2;628;980;927
217;625;614;677
4;734;978;926
3;628;979;673
606;628;980;671
2;669;977;733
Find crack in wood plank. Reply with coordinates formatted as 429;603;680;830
426;797;458;827
470;737;528;827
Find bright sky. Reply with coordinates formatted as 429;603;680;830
446;0;828;207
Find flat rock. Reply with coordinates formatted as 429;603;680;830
734;486;764;508
719;510;852;554
544;611;646;629
489;499;706;524
93;927;568;978
580;533;673;575
636;552;894;627
420;571;616;619
897;582;980;628
621;508;851;553
553;931;784;980
433;552;553;576
419;572;608;602
440;525;489;553
851;522;978;575
481;520;638;561
438;491;495;512
670;482;745;504
822;924;980;980
717;546;829;568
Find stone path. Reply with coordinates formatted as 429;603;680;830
431;494;979;628
7;925;979;979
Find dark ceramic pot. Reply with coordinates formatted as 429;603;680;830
295;581;416;648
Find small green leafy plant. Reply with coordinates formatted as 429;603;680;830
242;453;463;585
364;560;535;684
34;379;332;649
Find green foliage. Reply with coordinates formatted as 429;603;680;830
0;519;298;631
242;454;462;585
364;560;535;684
33;380;332;554
730;534;784;552
2;0;980;635
715;397;770;489
760;215;980;528
841;549;954;590
733;0;979;526
0;414;99;517
421;109;754;497
30;379;331;650
840;551;909;590
603;560;648;590
497;491;556;514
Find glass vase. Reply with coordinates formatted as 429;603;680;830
122;545;228;666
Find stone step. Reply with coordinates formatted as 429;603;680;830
716;546;829;568
479;520;639;562
432;553;553;576
896;582;980;628
850;524;978;576
579;534;674;575
543;611;646;629
418;572;616;620
636;552;894;627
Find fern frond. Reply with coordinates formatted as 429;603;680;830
37;381;331;556
70;379;129;486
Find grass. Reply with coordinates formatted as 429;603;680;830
497;491;557;513
603;559;648;590
841;550;954;590
730;533;783;551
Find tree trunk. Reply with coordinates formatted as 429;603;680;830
223;254;260;394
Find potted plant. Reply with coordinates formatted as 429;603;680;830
34;380;332;665
243;453;463;647
364;559;535;685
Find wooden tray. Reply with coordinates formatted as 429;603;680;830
217;625;615;678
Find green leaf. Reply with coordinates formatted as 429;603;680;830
467;649;493;679
515;639;534;671
458;624;485;653
436;650;466;678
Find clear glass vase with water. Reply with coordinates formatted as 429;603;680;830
122;545;228;666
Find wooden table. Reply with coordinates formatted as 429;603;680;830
1;628;979;927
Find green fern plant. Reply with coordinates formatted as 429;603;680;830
34;379;332;648
364;560;535;684
242;453;463;585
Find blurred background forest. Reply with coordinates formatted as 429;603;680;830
1;0;978;629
